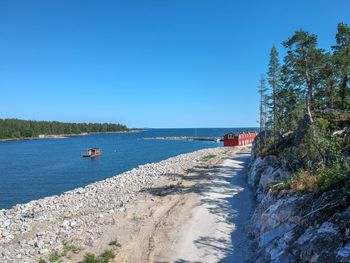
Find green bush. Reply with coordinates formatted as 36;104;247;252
317;160;350;192
273;158;350;194
298;122;342;170
82;250;115;263
315;118;330;130
48;252;60;262
200;154;216;162
82;253;98;263
99;250;114;262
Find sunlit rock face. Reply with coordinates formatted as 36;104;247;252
248;141;350;263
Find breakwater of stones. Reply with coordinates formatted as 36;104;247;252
0;147;228;263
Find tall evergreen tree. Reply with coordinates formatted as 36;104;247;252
267;45;281;141
258;75;268;131
332;22;350;110
283;30;325;123
278;66;304;132
317;52;337;109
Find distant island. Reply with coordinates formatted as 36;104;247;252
0;118;133;141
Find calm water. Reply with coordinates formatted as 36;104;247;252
0;128;254;209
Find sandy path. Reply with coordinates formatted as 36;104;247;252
26;146;253;263
155;147;254;263
1;146;253;263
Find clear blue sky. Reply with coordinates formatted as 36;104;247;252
0;1;349;128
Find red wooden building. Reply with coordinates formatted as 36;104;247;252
223;131;258;147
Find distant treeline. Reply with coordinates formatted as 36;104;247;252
0;119;129;139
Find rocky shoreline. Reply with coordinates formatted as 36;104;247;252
247;142;350;262
143;136;223;142
0;147;229;263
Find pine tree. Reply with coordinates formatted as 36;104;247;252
317;52;337;109
332;22;350;110
278;66;304;132
258;75;268;131
267;46;281;145
283;30;325;123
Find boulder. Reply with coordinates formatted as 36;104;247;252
248;157;262;187
259;223;296;247
261;155;279;167
259;166;276;191
337;241;350;261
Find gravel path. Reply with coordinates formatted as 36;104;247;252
158;147;255;262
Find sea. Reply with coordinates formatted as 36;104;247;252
0;128;256;209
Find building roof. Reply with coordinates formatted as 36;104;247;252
224;131;237;136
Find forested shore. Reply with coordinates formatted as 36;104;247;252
0;119;130;140
258;22;350;192
249;23;350;261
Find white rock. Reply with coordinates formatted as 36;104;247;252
259;166;275;190
3;219;10;228
337;241;350;258
35;239;44;249
248;157;263;187
317;222;338;235
296;227;314;245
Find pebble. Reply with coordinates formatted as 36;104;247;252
0;147;229;263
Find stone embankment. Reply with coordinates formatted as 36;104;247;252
248;144;350;262
143;136;223;142
0;147;227;263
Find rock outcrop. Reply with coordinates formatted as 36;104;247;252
248;144;350;262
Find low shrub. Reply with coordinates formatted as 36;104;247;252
298;122;342;170
48;252;60;262
82;250;115;263
273;158;350;194
201;154;216;162
288;170;320;192
317;160;349;192
108;239;121;247
82;253;98;263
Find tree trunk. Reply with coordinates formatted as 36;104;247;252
305;71;314;123
340;75;349;110
294;114;312;145
327;80;335;109
273;86;277;150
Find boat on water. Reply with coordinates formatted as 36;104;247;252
82;148;101;157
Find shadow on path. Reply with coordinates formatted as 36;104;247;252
143;148;255;263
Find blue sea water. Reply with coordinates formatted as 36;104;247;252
0;128;255;209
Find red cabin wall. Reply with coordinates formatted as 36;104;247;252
224;136;239;146
224;132;257;147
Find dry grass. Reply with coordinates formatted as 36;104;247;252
288;171;320;192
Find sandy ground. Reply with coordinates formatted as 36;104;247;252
59;146;254;263
162;150;254;263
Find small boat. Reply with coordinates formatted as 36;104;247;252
82;148;101;158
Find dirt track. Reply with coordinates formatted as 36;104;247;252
90;146;255;263
25;146;254;263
